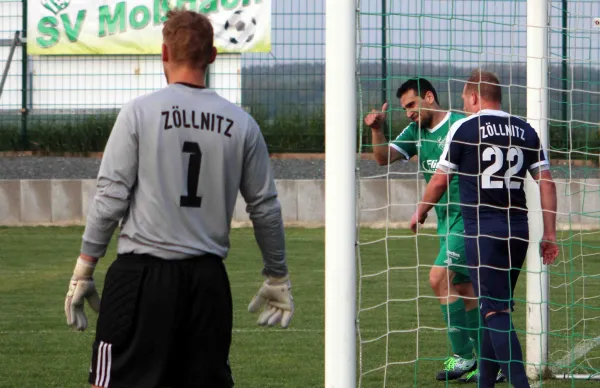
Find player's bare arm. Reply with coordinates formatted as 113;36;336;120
533;169;559;264
410;168;450;233
364;102;403;165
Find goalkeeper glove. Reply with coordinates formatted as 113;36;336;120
64;257;101;331
248;274;294;328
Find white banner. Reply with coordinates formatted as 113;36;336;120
28;0;271;55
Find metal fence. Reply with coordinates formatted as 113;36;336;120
1;0;599;156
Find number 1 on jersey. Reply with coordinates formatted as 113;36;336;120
180;141;202;208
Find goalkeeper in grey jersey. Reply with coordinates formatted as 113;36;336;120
63;9;293;388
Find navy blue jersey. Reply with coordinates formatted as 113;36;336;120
438;109;549;235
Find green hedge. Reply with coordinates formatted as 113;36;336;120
0;111;599;160
0;114;115;153
548;121;600;162
0;110;328;154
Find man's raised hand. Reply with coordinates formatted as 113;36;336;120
364;102;389;130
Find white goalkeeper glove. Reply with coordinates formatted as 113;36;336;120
248;274;294;328
64;257;101;331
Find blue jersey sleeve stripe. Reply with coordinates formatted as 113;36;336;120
529;160;550;170
438;159;458;172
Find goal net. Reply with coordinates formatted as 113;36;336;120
353;0;600;386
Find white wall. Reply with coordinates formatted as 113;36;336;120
210;54;242;105
26;54;240;110
1;7;242;113
1;178;598;230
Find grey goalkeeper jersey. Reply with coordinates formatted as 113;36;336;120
81;83;287;276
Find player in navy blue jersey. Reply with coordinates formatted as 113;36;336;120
409;69;559;387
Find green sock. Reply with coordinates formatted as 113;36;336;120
440;299;473;360
466;307;481;357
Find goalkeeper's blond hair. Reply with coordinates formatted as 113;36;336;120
162;9;214;71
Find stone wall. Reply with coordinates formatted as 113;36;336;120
0;179;598;229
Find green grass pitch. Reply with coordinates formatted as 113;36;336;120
0;226;598;387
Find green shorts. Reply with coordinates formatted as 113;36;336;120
434;233;471;285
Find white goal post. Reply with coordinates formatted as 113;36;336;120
525;0;551;380
324;0;357;387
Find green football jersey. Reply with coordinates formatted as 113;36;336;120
390;111;466;235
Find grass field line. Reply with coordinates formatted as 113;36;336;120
0;328;324;335
529;336;600;388
0;327;445;335
0;328;325;335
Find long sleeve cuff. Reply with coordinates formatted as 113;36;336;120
81;227;115;258
81;240;109;259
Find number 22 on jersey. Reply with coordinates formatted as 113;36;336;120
481;145;524;190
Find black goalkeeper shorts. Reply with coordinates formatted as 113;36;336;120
88;253;234;388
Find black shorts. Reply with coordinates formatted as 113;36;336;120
464;230;529;318
89;253;234;388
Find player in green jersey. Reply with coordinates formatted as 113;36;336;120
364;78;504;383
